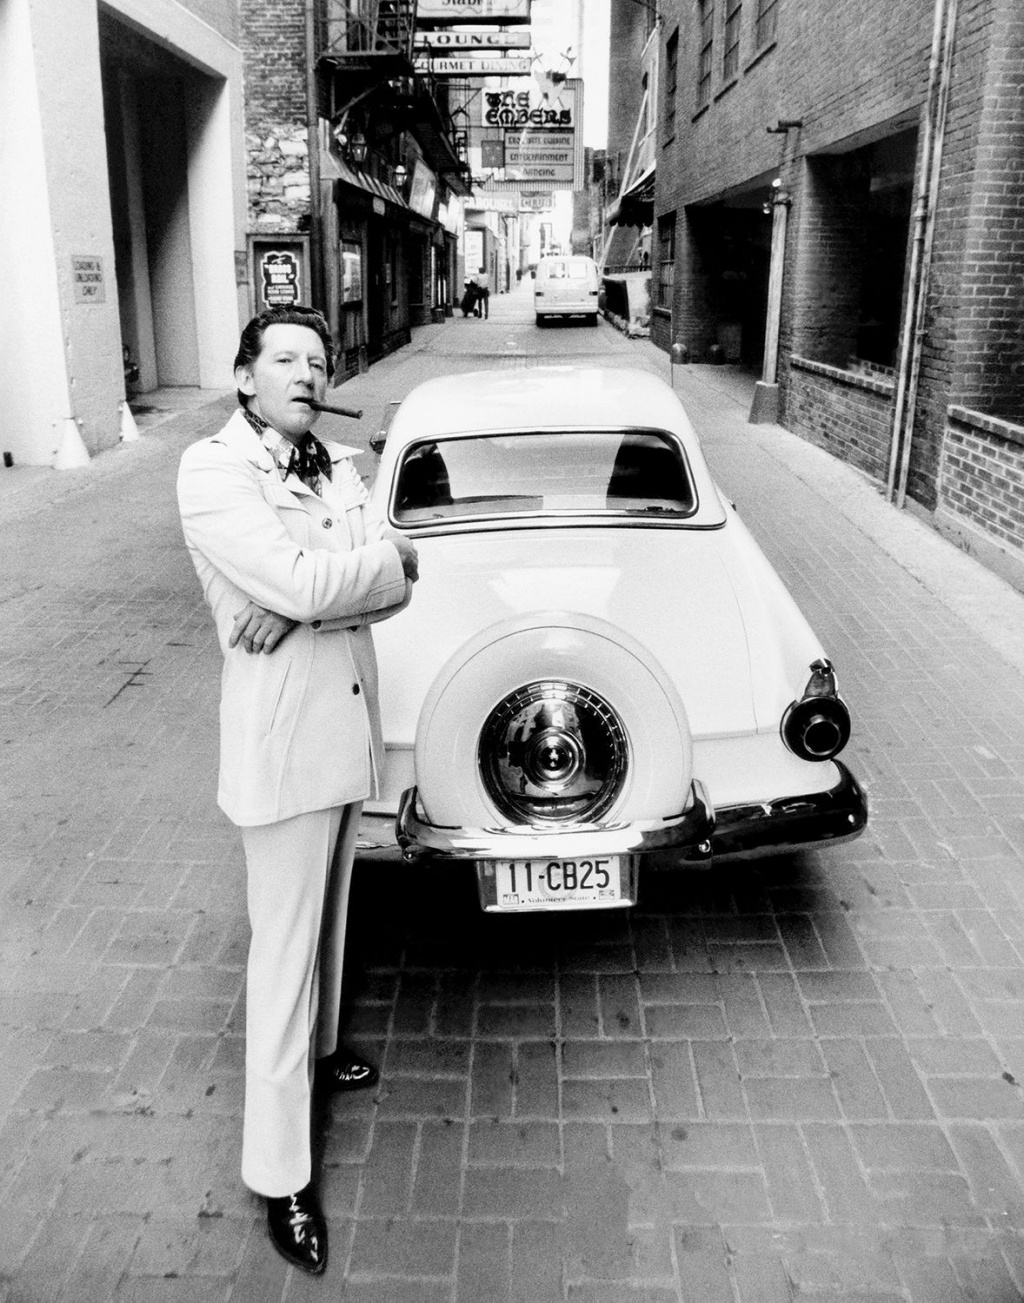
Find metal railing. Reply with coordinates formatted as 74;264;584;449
319;0;415;59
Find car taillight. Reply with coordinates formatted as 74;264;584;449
479;680;628;824
781;659;851;761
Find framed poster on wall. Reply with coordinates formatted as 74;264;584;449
249;237;310;314
341;241;363;303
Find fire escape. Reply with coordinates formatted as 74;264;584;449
316;0;470;196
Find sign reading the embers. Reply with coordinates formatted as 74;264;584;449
483;89;574;130
72;255;105;304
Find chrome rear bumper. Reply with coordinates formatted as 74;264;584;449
710;762;868;859
395;781;715;863
365;763;867;866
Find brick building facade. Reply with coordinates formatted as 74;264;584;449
645;0;1024;590
239;0;468;380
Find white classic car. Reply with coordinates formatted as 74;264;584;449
360;366;867;912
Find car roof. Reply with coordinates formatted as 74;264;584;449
378;367;728;529
387;367;692;441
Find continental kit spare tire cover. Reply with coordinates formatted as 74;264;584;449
414;612;694;831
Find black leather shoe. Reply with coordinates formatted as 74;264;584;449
266;1183;327;1275
317;1048;379;1093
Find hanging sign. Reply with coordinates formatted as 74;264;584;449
415;55;532;76
503;131;574;182
483;87;574;129
415;29;531;49
408;159;438;219
416;0;530;24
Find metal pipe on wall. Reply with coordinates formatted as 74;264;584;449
762;187;791;387
304;0;324;312
886;0;957;507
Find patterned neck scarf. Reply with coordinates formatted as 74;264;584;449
242;406;333;494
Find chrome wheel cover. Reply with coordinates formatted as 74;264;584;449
479;680;628;824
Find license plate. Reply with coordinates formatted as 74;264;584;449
477;855;633;912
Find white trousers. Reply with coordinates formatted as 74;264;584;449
239;802;361;1197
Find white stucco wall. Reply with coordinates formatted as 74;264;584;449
107;0;248;387
0;0;71;466
0;0;246;467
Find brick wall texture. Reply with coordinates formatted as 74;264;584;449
940;413;1024;556
788;362;894;482
240;0;309;233
648;0;1024;573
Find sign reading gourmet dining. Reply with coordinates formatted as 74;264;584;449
414;55;532;76
483;87;574;130
416;0;530;24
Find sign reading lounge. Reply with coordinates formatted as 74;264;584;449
415;29;531;49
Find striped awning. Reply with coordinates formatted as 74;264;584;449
606;164;656;227
322;149;409;209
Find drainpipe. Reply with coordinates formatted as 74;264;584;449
749;180;792;424
886;0;957;507
305;0;324;312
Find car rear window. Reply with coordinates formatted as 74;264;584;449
541;259;593;280
392;430;696;524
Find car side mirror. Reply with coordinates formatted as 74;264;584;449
370;400;401;456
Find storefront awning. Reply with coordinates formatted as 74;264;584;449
606;164;656;228
322;149;409;209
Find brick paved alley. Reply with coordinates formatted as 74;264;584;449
2;289;1024;1301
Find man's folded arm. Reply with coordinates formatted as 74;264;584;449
177;443;406;623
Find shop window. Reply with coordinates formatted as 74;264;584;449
664;32;678;140
797;130;916;372
754;0;777;49
723;0;741;80
697;0;715;110
657;214;676;310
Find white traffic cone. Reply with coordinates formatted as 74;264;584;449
53;417;90;470
119;400;140;443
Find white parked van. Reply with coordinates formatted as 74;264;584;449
533;255;600;326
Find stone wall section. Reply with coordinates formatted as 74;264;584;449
240;0;309;234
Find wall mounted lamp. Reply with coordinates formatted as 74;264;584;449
332;123;368;164
393;163;408;187
761;177;792;215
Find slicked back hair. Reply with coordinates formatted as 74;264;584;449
234;305;335;406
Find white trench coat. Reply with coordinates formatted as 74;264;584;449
177;409;410;826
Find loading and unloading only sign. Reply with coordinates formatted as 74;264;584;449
72;255;105;303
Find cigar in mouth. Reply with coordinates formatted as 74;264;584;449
295;397;364;419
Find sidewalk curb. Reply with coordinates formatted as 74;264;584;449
746;418;1024;677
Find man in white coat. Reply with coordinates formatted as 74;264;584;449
177;305;418;1275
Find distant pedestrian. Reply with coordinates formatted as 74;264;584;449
176;304;418;1276
461;278;479;317
475;266;491;319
